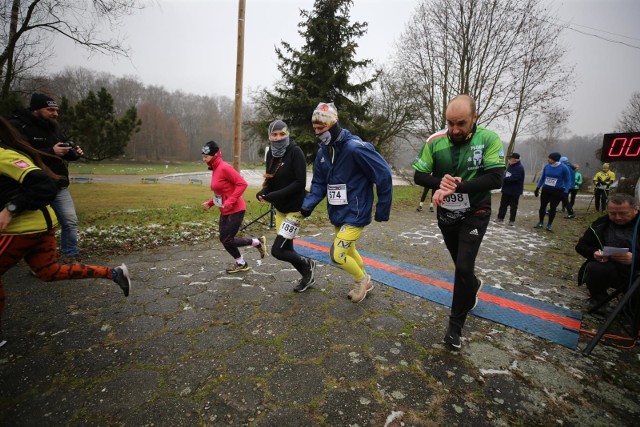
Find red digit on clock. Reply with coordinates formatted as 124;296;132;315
608;137;626;157
626;136;640;157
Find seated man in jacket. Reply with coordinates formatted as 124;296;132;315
575;193;640;311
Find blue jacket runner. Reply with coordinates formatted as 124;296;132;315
302;128;393;227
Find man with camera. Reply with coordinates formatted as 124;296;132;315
9;93;84;262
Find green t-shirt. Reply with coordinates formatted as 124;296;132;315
413;127;505;214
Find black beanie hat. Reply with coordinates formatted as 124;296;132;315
548;152;561;162
201;140;219;156
29;93;58;111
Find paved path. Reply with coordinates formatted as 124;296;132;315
1;195;639;426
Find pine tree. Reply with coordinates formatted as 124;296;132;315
259;0;378;160
59;88;140;161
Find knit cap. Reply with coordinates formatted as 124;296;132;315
268;120;289;136
311;102;338;127
201;140;220;156
29;93;58;111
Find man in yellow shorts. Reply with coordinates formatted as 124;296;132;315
300;102;393;302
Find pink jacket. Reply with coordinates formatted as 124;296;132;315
205;153;247;215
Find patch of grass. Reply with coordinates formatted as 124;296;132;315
69;183;421;256
70;183;320;255
69;162;204;175
391;185;424;207
68;161;265;175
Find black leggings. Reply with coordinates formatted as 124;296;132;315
568;189;578;209
219;211;253;259
539;188;564;225
439;213;490;329
271;235;308;274
420;187;432;203
595;189;609;211
497;193;519;222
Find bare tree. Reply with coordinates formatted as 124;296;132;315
392;0;575;151
617;92;640;133
0;0;145;98
48;67;109;103
528;105;569;180
129;102;187;161
13;64;243;162
365;65;426;162
612;92;640;182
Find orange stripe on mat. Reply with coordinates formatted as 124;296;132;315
296;239;581;330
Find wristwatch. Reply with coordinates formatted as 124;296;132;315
5;202;17;216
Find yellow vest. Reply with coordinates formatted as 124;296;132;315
593;170;616;189
0;147;58;235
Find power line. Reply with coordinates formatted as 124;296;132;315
557;18;640;42
534;15;640;51
562;23;640;50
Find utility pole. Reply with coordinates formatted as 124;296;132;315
232;0;246;171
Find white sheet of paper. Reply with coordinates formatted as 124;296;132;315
602;246;629;256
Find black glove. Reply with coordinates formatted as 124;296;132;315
256;190;265;201
300;208;312;218
534;188;539;198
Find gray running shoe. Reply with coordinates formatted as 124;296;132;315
348;274;373;303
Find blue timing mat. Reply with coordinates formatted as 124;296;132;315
297;237;582;349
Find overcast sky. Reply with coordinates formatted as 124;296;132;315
51;0;640;136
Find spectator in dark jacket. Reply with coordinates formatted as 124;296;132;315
496;152;525;226
575;193;640;312
9;93;84;261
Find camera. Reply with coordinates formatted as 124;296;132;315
59;139;81;160
60;140;77;149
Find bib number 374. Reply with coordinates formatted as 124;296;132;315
327;184;348;205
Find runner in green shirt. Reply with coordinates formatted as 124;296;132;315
413;95;505;349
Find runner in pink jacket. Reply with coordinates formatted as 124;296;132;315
200;140;266;273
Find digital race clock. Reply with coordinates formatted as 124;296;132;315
601;132;640;162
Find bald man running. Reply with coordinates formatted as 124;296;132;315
413;95;505;349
